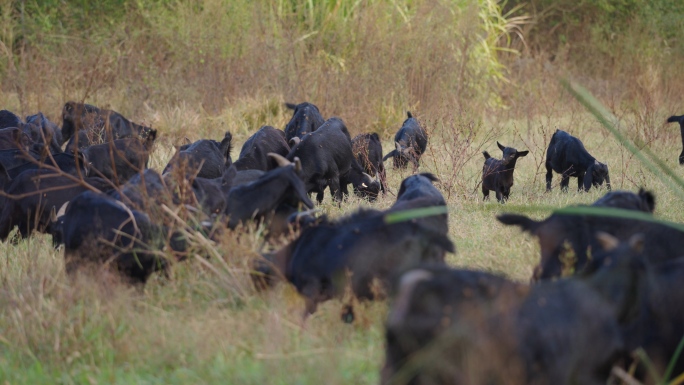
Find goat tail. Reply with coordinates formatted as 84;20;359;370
667;115;684;123
407;111;413;119
496;213;542;234
382;150;396;162
482;151;491;160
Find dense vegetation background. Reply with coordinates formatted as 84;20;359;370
1;1;684;383
1;0;682;132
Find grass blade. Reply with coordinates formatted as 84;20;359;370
384;206;449;224
561;79;684;201
664;334;684;383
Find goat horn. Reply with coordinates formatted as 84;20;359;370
184;204;201;214
293;208;321;219
56;201;69;218
289;137;301;147
388;270;433;327
268;153;292;168
294;157;302;173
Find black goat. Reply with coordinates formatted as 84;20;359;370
225;154;314;229
545;129;610;192
285;117;379;203
81;131;157;185
61;101;154;146
163;132;233;179
481;142;528;202
233;126;290;171
0;170;111;241
26;112;64;152
283;102;325;142
352;133;386;193
591;188;655;213
383;258;629;385
277;208;453;318
497;189;683;281
382;111;428;170
60;191;186;285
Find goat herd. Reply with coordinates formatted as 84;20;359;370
1;101;684;384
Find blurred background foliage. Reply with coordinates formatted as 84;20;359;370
0;0;682;136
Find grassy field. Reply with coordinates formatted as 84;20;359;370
0;98;683;383
1;0;684;383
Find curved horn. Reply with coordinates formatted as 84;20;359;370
56;201;69;218
289;137;301;147
388;270;433;327
183;204;201;214
293;157;302;173
293;208;321;219
268;153;292;168
78;151;90;177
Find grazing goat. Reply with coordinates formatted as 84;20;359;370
285;117;379;203
481;142;528;202
382;111;427;170
352;133;386;193
545;129;610;192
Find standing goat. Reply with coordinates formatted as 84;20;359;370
481;142;528;203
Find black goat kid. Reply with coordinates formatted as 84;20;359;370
481;142;528;203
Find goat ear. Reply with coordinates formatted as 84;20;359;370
596;232;619;251
583;164;595;192
497;142;506;151
287;172;315;209
628;233;645;253
516;150;529;157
